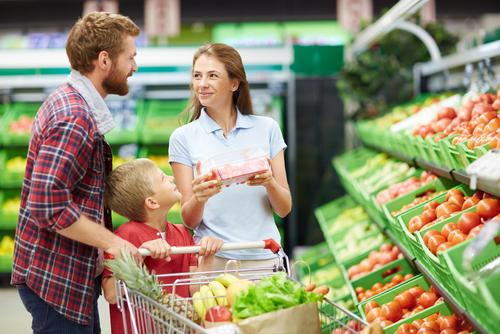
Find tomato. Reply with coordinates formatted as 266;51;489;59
424;201;440;212
461;196;479;210
396;323;418;334
395;291;416;310
408;286;425;299
366;307;381;323
391;274;404;284
409;216;426;233
428;235;447;255
416;328;439;334
446;189;464;201
355;286;364;294
447;195;465;209
404;273;414;280
364;301;379;314
424;230;442;245
436;203;461;218
381;301;403;322
438;107;457;120
440;329;458;334
438;314;459;330
378;319;394;327
417;292;439;308
441;223;458;239
447;230;467;245
437;242;454;253
421;209;437;223
476;198;500;219
421;319;440;332
457;212;482;234
380;243;393;252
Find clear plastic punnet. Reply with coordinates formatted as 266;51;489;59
200;147;270;186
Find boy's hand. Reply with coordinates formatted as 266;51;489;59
192;161;222;203
140;239;172;261
198;236;223;256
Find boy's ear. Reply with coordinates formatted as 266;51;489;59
145;197;159;210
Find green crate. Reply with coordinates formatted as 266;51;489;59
140;100;188;144
0;189;21;229
335;231;386;266
1;102;39;146
414;206;477;304
138;145;172;175
295;242;336;277
441;236;500;333
349;257;416;304
438;136;464;170
397;185;474;258
385;301;454;334
0;148;28;187
358;275;445;333
106;99;145;145
382;178;457;250
315;196;358;235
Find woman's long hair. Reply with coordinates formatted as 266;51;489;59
185;43;253;122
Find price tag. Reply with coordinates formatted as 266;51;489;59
466;149;500;190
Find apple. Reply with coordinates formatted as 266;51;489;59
205;305;232;322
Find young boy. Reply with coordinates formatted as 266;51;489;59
102;158;223;333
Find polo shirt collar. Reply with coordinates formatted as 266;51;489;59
199;107;253;133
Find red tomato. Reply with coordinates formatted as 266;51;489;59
436;242;454;253
436;203;461;218
447;195;465;209
395;291;416;310
391;274;404;284
396;323;418;334
378;319;394;327
421;320;440;332
438;107;457;120
438;314;459;330
441;223;458;239
364;301;379;314
467;225;484;239
440;329;458;334
409;216;426;233
462;196;480;210
408;286;425;299
417;292;439;308
448;230;467;245
476;198;500;219
428;235;447;255
404;273;414;280
421;209;437;223
366;307;381;323
381;301;403;322
424;201;440;212
424;230;442;245
445;189;464;201
457;212;482;234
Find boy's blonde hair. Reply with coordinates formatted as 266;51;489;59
105;158;157;222
66;12;140;74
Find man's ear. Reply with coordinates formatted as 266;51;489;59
97;50;111;71
145;197;159;210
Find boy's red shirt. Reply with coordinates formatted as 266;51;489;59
103;220;198;334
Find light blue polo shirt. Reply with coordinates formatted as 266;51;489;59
168;108;287;260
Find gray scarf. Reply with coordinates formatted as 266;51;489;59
67;70;115;135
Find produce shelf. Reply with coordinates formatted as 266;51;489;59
363;143;500;197
349;188;489;334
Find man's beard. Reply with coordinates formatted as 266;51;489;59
103;65;130;96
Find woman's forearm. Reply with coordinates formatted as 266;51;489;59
181;195;206;229
265;179;292;218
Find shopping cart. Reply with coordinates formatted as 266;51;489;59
114;239;368;334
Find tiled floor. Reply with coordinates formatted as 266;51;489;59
0;287;111;333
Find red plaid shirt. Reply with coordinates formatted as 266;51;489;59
11;83;113;325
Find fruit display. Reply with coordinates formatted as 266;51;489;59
376;172;437;204
394;310;473;334
355;273;415;302
421;197;500;255
406;188;480;234
335;233;386;263
0;235;14;256
363;284;443;327
325;206;370;236
8;115;33;134
357;160;415;194
391;190;446;217
347;243;403;280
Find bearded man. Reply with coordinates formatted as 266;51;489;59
11;12;142;334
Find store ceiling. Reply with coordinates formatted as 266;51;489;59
0;0;498;31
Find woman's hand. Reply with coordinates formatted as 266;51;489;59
198;236;223;256
246;160;275;188
139;239;172;261
192;161;223;203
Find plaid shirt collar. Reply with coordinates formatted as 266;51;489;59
67;70;115;135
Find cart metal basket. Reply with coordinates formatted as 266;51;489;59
114;240;367;334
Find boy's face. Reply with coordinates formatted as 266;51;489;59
151;167;181;208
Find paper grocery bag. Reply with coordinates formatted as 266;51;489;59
236;302;321;334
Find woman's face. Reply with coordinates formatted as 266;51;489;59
192;54;238;111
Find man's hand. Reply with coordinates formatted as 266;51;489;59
105;238;142;263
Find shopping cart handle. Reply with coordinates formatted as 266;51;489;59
138;239;281;256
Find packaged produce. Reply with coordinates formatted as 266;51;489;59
200;147;270;186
